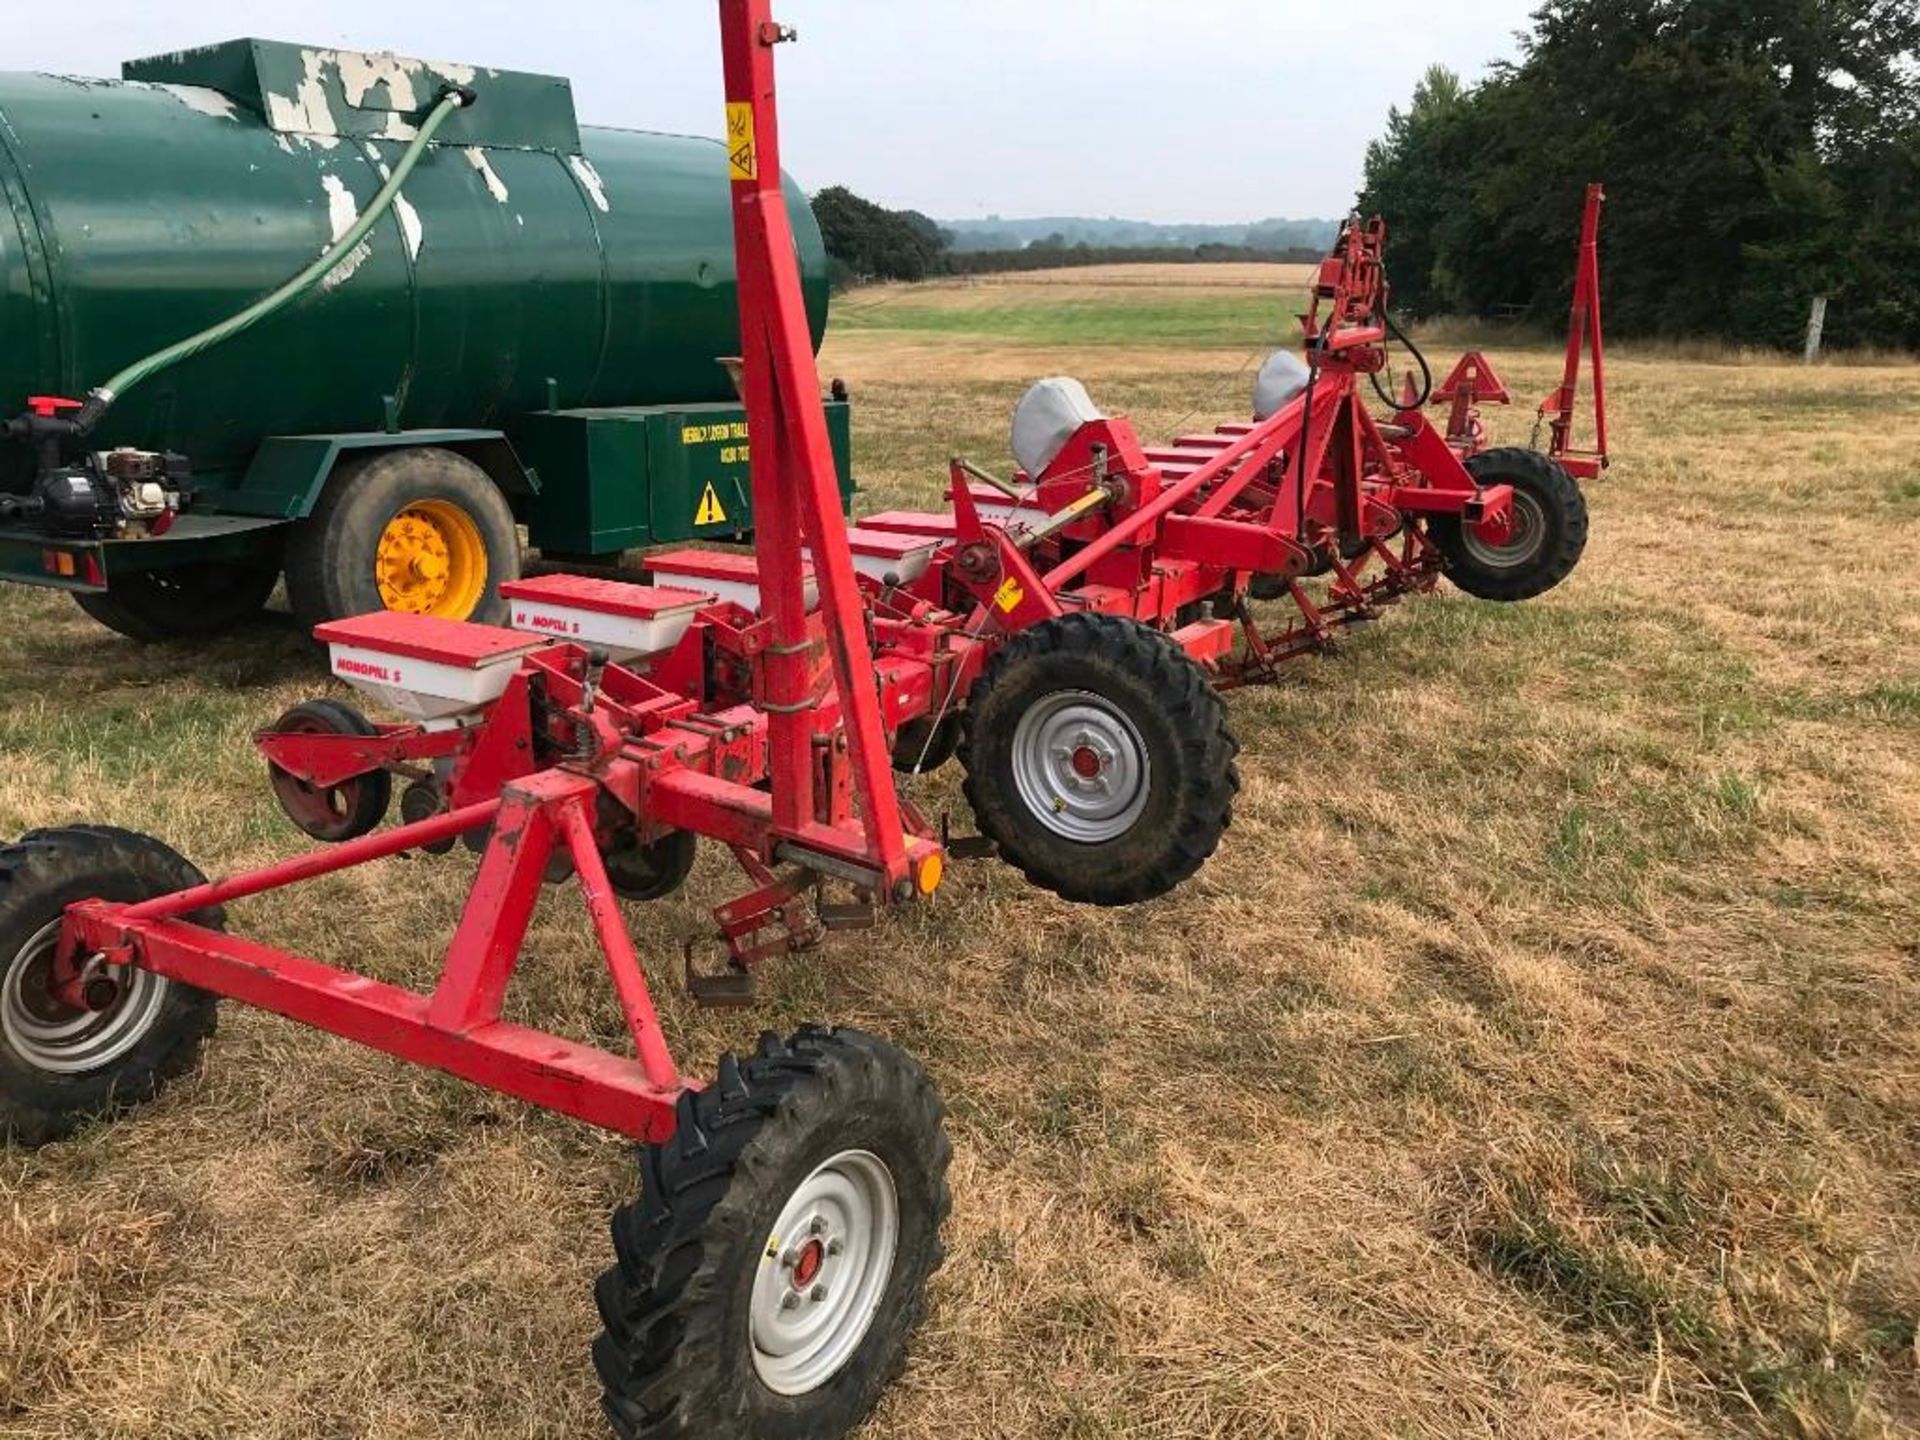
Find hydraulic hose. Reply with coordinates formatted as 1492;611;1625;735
1368;306;1433;411
66;84;475;436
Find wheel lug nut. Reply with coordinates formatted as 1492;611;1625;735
808;1216;828;1236
809;1284;828;1302
780;1292;801;1311
826;1238;843;1256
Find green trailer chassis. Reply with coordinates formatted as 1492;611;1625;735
0;399;855;593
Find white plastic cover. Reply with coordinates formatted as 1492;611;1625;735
1252;349;1312;420
1011;376;1104;478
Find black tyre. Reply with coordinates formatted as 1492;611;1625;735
595;1026;950;1440
890;714;960;775
960;612;1239;905
284;447;519;628
1428;447;1588;602
264;699;392;842
0;826;222;1146
73;560;280;642
604;829;698;902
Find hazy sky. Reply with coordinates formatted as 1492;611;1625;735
12;1;1540;223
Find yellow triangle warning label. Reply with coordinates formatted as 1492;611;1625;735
695;481;729;526
725;103;757;181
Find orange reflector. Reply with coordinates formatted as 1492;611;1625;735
41;549;75;577
914;851;944;896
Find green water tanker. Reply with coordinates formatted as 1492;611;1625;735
0;38;852;639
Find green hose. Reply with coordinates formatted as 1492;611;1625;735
80;86;473;427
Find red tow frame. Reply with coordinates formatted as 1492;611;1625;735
53;0;933;1142
44;4;1610;1146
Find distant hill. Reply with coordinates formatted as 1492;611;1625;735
938;215;1340;254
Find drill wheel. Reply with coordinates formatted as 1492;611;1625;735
594;1027;950;1438
264;699;393;843
1428;447;1588;601
0;826;222;1146
960;612;1239;905
603;829;698;903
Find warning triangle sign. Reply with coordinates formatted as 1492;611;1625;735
695;481;729;526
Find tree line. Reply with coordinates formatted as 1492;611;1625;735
941;215;1336;254
810;187;1320;290
1359;0;1920;350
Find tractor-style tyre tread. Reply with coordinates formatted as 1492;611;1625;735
283;447;519;629
1429;447;1589;602
593;1026;950;1439
960;611;1239;906
0;826;221;1147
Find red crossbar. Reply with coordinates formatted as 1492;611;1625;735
73;911;681;1139
64;773;688;1141
119;799;502;922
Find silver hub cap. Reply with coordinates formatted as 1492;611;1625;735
1461;488;1548;570
1011;689;1151;842
750;1148;899;1396
1;919;168;1074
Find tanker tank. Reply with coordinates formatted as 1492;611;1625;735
0;39;849;638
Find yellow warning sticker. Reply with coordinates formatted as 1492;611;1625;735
726;102;757;181
993;577;1025;613
695;481;730;526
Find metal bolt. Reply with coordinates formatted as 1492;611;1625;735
780;1292;801;1311
780;1248;801;1270
808;1215;829;1237
826;1238;844;1256
77;955;119;1011
809;1284;828;1302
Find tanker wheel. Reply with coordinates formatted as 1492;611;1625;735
604;829;698;902
960;612;1239;906
1428;447;1588;602
0;826;223;1146
285;447;519;628
594;1026;950;1440
72;560;280;643
265;699;392;842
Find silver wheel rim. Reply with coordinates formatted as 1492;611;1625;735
1460;488;1548;570
1;918;169;1074
1010;689;1152;843
750;1148;899;1396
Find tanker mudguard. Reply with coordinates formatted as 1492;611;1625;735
229;431;532;522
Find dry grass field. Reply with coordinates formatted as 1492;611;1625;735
4;262;1918;1439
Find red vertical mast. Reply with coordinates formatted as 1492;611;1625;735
717;0;912;886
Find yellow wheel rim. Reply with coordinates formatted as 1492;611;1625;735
374;500;487;618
